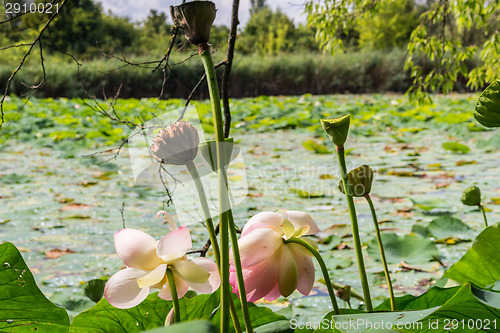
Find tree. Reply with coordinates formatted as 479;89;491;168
250;0;267;14
305;0;500;102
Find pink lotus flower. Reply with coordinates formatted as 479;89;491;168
104;226;220;309
230;211;319;302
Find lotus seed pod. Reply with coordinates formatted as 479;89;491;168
338;165;374;197
461;186;481;206
170;1;216;46
320;114;351;147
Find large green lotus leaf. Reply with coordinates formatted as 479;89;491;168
474;78;500;128
70;293;172;332
0;242;70;332
141;320;217;332
179;292;287;331
444;223;500;288
367;233;439;264
313;283;499;333
426;216;475;241
71;291;286;332
375;286;461;311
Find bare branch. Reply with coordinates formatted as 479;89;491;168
222;0;240;138
0;0;68;128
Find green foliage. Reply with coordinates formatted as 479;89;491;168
442;141;470;154
426;216;475;241
357;0;421;50
367;233;439;264
444;223;500;288
237;7;318;55
0;242;70;332
474;78;500;128
71;289;285;332
306;0;500;102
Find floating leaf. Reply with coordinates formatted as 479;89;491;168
426;215;475;241
290;188;325;198
0;173;32;184
302;139;331;154
444;223;500;288
410;198;449;211
45;248;76;259
474;78;500;127
0;242;70;332
442;141;470;154
367;233;439;264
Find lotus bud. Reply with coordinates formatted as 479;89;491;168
200;138;235;172
170;1;216;47
461;186;481;206
335;285;352;304
165;308;175;326
338;165;374;197
150;121;200;166
320;114;351;148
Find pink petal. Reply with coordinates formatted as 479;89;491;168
137;264;167;288
158;271;190;300
236;228;283;267
263;283;282;301
278;245;298;298
104;268;150;309
290;244;315;296
241;212;284;237
285;211;319;235
156;226;192;263
185;257;220;294
241;251;281;302
114;229;163;270
173;259;210;284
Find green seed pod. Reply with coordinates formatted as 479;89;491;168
170;1;216;46
461;186;481;206
320;114;351;147
474;79;500;128
338;165;374;197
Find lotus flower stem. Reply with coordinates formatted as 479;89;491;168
186;160;242;333
336;147;373;312
186;160;221;265
365;194;395;311
228;212;254;333
199;48;253;333
166;269;180;323
479;204;488;227
285;237;340;315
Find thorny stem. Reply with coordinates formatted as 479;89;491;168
479;204;488;227
285;237;340;315
166;269;180;323
199;46;253;333
336;146;373;312
186;160;242;333
365;195;395;311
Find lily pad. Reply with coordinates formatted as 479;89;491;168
444;223;500;288
367;233;439;264
442;142;470;154
303;139;331;154
426;215;475;241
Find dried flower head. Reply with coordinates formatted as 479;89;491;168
170;1;216;46
150;121;200;166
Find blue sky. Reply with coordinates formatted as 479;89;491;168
98;0;307;27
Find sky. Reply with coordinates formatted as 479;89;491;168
98;0;308;27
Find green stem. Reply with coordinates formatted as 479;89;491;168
479;204;488;227
228;212;254;333
365;195;395;311
186;161;221;266
285;237;340;315
186;160;242;333
199;47;253;333
166;269;180;323
336;147;373;312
